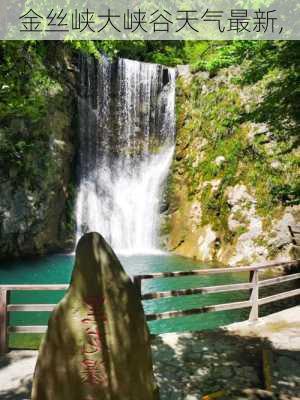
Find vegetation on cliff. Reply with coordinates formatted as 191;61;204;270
0;41;76;258
165;41;300;264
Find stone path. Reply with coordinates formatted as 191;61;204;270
1;307;300;399
0;351;36;400
225;306;300;351
152;330;300;400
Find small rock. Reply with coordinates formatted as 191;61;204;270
214;156;226;166
197;225;217;262
176;65;192;82
270;160;281;169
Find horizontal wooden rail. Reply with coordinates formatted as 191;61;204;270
288;225;300;233
146;288;300;322
258;288;300;306
0;285;68;354
290;228;300;234
136;260;300;280
8;325;48;334
0;284;68;291
146;300;252;321
7;304;56;312
142;282;254;300
259;273;300;288
135;259;300;324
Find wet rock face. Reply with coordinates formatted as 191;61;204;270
0;45;76;260
0;153;73;259
31;232;157;400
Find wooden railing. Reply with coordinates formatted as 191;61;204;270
0;260;299;354
288;225;300;246
133;260;300;322
0;284;68;354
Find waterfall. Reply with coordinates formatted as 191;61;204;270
76;56;176;255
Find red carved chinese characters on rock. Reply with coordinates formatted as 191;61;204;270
80;296;108;388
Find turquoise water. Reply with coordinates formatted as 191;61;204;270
0;253;296;337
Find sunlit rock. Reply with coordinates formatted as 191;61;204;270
197;225;217;262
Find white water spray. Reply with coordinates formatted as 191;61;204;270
76;57;175;254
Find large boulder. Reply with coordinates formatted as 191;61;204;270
32;232;157;400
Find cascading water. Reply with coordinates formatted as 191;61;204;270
76;56;176;254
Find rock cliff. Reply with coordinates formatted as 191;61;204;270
0;43;77;259
163;65;299;265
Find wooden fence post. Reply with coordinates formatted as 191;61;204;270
0;289;8;354
249;270;259;321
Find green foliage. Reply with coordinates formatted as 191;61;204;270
271;183;300;206
1;43;42;180
0;41;68;190
200;182;232;242
68;40;100;59
241;41;300;144
82;40;259;71
191;41;259;74
65;40;258;70
173;41;299;245
94;40;186;66
0;41;56;120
